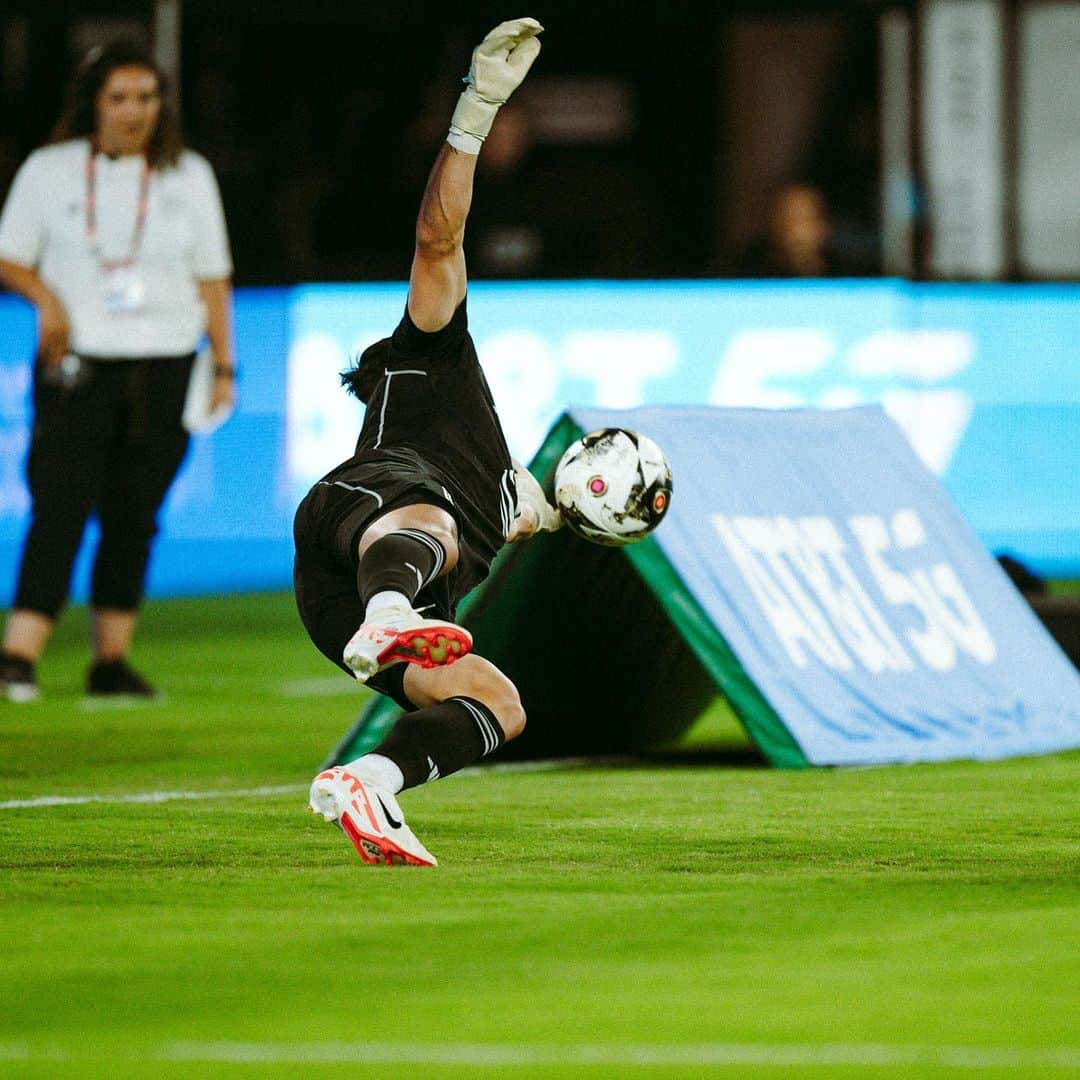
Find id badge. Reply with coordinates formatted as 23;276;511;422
102;262;146;315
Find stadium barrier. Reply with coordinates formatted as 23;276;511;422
328;406;1080;768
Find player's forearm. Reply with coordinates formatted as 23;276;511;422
511;459;563;539
415;143;477;257
406;19;540;332
506;505;540;543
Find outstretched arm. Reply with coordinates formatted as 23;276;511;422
407;146;476;332
407;17;543;333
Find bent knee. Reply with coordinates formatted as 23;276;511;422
421;520;460;565
492;688;526;742
452;659;526;742
358;504;461;572
404;654;526;741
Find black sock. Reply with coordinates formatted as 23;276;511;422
357;529;446;607
372;696;505;789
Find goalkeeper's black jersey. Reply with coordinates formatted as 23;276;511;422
350;298;516;566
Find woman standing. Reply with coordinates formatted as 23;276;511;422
0;41;234;701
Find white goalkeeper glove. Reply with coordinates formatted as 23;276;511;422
512;458;563;535
449;17;543;154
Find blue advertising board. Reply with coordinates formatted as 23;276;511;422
280;280;1080;580
570;404;1080;765
0;279;1077;602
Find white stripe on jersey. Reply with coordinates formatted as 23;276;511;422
318;480;384;507
374;368;428;450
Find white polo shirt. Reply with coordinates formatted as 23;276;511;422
0;138;232;357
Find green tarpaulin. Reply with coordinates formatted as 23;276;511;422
325;413;807;769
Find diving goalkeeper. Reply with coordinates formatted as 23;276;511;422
294;18;560;866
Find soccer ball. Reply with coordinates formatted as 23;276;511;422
554;428;673;546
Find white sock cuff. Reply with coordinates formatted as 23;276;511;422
348;753;405;795
366;590;412;615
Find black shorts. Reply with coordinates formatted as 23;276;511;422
292;449;492;706
294;448;460;567
291;546;417;710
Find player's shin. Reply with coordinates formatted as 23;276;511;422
365;696;506;789
357;529;446;611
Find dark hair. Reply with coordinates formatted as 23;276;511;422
51;40;182;168
340;338;390;404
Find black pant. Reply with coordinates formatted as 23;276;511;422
14;353;195;618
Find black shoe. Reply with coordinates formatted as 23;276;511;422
0;651;39;703
86;658;157;698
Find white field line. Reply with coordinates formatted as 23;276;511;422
0;1041;1077;1069
0;760;589;811
78;696;168;711
0;784;305;810
278;676;360;698
165;1042;1080;1069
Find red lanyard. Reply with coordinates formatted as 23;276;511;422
86;143;153;265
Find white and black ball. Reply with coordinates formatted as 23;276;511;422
554;428;673;546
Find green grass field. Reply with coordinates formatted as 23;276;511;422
1;592;1078;1079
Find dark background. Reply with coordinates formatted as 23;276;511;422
0;1;891;284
